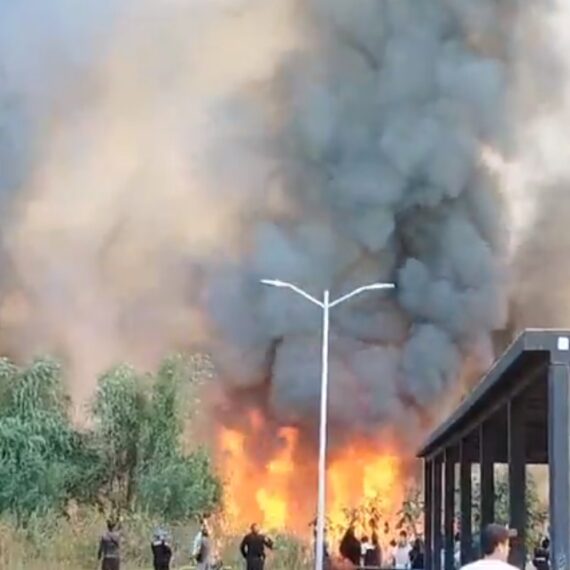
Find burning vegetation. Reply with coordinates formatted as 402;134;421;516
217;408;410;546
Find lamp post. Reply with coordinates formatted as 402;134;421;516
260;279;396;570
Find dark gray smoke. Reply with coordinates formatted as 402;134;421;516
0;0;561;442
206;0;512;440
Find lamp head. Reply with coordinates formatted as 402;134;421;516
367;282;396;290
260;278;287;288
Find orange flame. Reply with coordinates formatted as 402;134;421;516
218;412;407;544
328;444;404;546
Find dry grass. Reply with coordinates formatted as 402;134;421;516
0;511;312;570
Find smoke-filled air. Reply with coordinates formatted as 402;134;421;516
0;0;569;536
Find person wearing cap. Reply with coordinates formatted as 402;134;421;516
461;524;518;570
151;528;172;570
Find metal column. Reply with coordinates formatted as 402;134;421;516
508;397;526;568
433;456;443;570
444;449;455;570
479;419;495;549
548;361;570;570
425;459;433;570
459;439;472;565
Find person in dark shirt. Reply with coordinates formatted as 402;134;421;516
151;530;172;570
368;520;382;567
410;538;425;569
339;525;361;566
98;520;121;570
533;538;550;570
240;523;274;570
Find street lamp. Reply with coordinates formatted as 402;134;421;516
260;278;396;570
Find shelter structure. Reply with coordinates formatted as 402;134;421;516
417;330;570;570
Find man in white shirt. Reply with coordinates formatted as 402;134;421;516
393;530;412;569
461;524;518;570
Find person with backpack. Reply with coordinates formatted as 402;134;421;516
98;520;121;570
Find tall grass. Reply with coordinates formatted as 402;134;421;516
0;509;313;570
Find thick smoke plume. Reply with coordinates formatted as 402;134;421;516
0;0;566;448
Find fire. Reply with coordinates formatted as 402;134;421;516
218;411;407;545
219;415;301;532
255;427;297;529
328;445;404;546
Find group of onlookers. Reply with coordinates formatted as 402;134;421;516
97;519;178;570
337;526;425;569
97;517;550;570
96;518;274;570
384;524;548;570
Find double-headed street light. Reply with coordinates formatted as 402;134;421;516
260;278;396;570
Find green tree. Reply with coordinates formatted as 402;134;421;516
92;355;222;521
137;448;222;521
0;353;222;525
136;356;222;520
92;364;148;513
140;356;183;463
0;358;103;523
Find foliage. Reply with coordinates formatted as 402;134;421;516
0;506;201;570
134;357;221;520
396;486;424;535
0;354;222;526
137;448;222;521
470;469;548;550
395;470;548;552
0;358;103;523
93;364;147;512
92;355;223;520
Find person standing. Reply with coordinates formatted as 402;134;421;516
192;520;214;570
460;524;517;570
193;518;209;553
533;538;550;570
392;531;412;569
409;538;425;570
151;529;173;570
240;523;274;570
98;520;121;570
194;527;214;570
363;534;382;567
339;525;361;566
368;520;382;568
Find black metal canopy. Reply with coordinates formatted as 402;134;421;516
417;329;570;570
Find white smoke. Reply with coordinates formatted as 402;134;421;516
0;0;565;440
